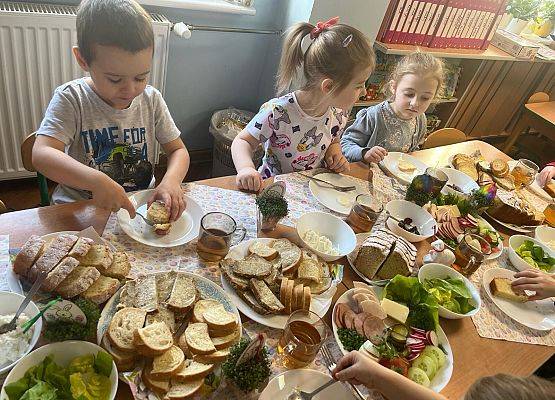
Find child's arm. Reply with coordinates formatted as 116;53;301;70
324;139;350;173
148;138;190;222
341;108;385;163
231;129;263;191
32;135;135;216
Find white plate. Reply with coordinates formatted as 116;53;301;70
308;173;368;215
482;268;555;331
379;152;428;185
7;229;115;295
439;167;479;196
221;238;335;329
259;369;355;400
483;212;534;234
346;232;374;284
476;218;504;260
331;288;453;393
117;189;203;247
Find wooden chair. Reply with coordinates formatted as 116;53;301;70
0;200;7;214
422;128;467;149
527;91;550;104
21;133;50;207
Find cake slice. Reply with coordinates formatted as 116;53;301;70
55;266;101;298
68;237;94;258
80;275;121;304
103;251;132;279
490;278;527;302
42;256;80;292
77;244;114;271
13;235;46;277
29;233;79;281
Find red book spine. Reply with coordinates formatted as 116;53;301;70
377;0;399;42
384;0;406;43
429;0;453;47
474;0;492;49
423;0;445;46
392;0;411;43
399;0;419;43
452;2;470;48
462;4;478;48
414;1;433;45
446;0;465;48
481;0;507;49
407;0;427;44
468;1;485;48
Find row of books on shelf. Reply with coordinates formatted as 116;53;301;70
377;0;509;50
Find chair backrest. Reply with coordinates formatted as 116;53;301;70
21;133;37;172
422;128;467;149
527;92;550;104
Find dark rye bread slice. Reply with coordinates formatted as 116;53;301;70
13;235;46;277
42;257;80;292
220;259;249;291
232;254;272;279
355;227;396;280
249;279;284;314
29;233;79;282
375;233;417;280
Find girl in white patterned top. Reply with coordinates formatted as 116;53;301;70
341;52;445;164
231;17;375;191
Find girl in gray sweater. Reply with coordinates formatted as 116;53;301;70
341;52;444;163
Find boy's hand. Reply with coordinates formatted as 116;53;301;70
92;175;135;217
512;269;555;301
364;146;388;163
325;142;350;173
236;167;263;192
149;180;186;222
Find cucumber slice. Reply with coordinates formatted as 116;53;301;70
411;355;437;379
408;367;431;388
421;346;447;369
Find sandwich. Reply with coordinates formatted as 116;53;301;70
490;278;527;302
147;201;172;235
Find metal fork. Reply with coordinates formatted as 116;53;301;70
287;379;339;400
321;345;366;400
135;211;155;226
297;172;356;192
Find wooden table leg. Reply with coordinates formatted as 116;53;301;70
502;111;531;153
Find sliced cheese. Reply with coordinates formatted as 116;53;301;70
381;298;409;324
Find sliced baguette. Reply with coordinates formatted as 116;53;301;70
249;279;284;314
192;299;220;323
133;321;173;356
210;328;240;350
202;304;237;333
151;345;185;379
270;239;302;274
81;275;121;304
56;266;101;298
77;244;113;271
303;286;311;311
142;364;170;394
146;305;176;333
13;235;45;277
185;323;216;355
108;307;147;352
103;251;131;279
165;378;204;400
284;279;294;314
248;241;278;261
292;284;303;312
173;359;214;382
42;257;80;292
134;274;158;312
232;254;272;278
193;347;230;364
101;334;136;372
166;274;197;312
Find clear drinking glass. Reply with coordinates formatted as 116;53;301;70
346;194;383;233
196;212;246;262
510;159;539;188
453;233;491;276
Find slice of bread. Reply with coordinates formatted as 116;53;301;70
248;241;278;261
156;271;177;303
220;259;249;291
151;345;185;379
303;286;312;311
103;251;131;279
147;201;170;224
185;323;216;355
142;364;170;394
210;328;240;350
77;244;113;271
237;289;270;315
490;278;527;302
13;235;45;277
297;256;322;283
68;237;94;258
56;266;101;298
271;239;302;274
231;254;273;278
81;275;121;304
280;277;289;305
284;279;294;314
292;284;303;312
29;233;78;281
249;279;285;314
118;281;136;309
192;299;220;323
108;307;147;352
165;378;204;400
193;347;230;364
135;274;158;312
173;359;214;382
202;304;237;333
146;305;176;333
134;321;173;356
101;334;136;372
42;257;80;292
166;274;197;312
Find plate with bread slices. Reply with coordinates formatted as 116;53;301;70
9;229;131;305
98;270;241;398
220;238;338;329
117;189;204;248
483;268;555;331
380;152;429;186
332;281;453;392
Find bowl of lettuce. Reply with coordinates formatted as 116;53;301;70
418;263;481;319
0;341;117;400
508;235;555;274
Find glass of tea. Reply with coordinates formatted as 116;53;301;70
277;310;329;369
453;233;491;276
346;194;383;233
510;159;539;188
196;212;246;262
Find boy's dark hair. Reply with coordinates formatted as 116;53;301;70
76;0;154;64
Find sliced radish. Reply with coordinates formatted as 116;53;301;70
411;327;426;334
406;337;423;346
426;331;438;346
407;352;420;361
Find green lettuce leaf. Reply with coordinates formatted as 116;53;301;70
93;352;113;378
19;381;57;400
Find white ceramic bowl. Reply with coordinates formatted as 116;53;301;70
418;263;481;319
535;226;555;253
0;291;42;375
385;200;437;242
440;167;479;198
508;235;555;274
1;341;118;400
296;211;356;262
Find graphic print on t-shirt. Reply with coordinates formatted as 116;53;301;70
81;125;153;192
297;127;324;152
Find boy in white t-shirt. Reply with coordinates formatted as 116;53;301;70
32;0;189;221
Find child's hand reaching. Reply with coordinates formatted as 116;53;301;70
236;167;263;192
325;142;350;173
332;351;383;388
538;165;555;187
92;174;136;217
364;146;388;163
512;269;555;301
148;180;187;222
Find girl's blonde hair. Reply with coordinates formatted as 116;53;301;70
276;22;375;95
464;374;555;400
386;51;445;98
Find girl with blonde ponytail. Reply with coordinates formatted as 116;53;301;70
231;18;375;191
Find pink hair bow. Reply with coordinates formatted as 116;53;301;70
310;16;339;39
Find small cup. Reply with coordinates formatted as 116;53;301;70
453;233;491;276
196;212;246;262
346;194;383;233
276;310;329;369
510;159;539;188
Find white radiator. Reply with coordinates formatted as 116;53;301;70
0;2;171;180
